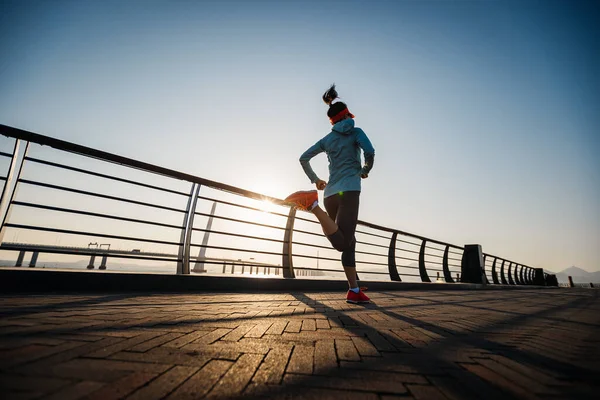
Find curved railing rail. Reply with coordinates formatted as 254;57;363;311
0;124;552;285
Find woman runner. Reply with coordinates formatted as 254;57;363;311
285;84;375;303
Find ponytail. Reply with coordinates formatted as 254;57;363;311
322;84;339;106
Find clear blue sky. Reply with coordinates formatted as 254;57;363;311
1;0;598;273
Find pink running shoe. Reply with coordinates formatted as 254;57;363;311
346;289;370;304
284;190;318;211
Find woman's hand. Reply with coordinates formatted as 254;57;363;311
315;179;327;190
361;173;368;179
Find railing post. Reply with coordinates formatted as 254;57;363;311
491;257;500;284
507;262;515;285
87;254;96;269
533;268;545;285
500;260;508;284
418;240;431;282
0;140;29;243
192;199;214;273
177;183;199;275
99;255;108;270
519;265;525;285
568;276;574;288
16;250;25;267
546;274;558;287
29;251;39;268
387;232;401;281
442;245;454;283
514;264;520;285
460;244;485;284
282;207;296;279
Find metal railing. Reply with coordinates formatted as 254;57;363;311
0;124;547;285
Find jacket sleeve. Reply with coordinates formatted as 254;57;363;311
357;130;375;175
299;140;324;183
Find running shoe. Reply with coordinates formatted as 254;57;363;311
284;190;318;211
346;289;370;304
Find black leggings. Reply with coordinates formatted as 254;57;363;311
324;191;360;267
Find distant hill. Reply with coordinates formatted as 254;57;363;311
555;266;600;284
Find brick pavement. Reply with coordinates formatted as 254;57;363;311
0;289;598;399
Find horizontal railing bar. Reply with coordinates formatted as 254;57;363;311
355;260;388;267
423;260;442;265
292;241;335;251
189;243;282;257
354;270;389;275
448;257;461;262
196;195;289;218
194;212;285;231
293;228;324;238
396;265;419;270
19;179;187;214
293;215;320;225
355;249;386;258
355;229;390;240
423;252;444;259
12;201;183;230
356;241;389;250
0;246;180;263
4;224;182;246
395;256;419;262
396;273;421;277
0;176;6;181
24;156;190;197
191;228;285;244
0;151;12;158
397;248;420;256
394;238;422;247
448;250;463;256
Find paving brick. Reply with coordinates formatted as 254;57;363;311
286;345;314;374
314;339;338;374
335;339;360;361
301;319;316;331
316;319;330;329
285;320;302;333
